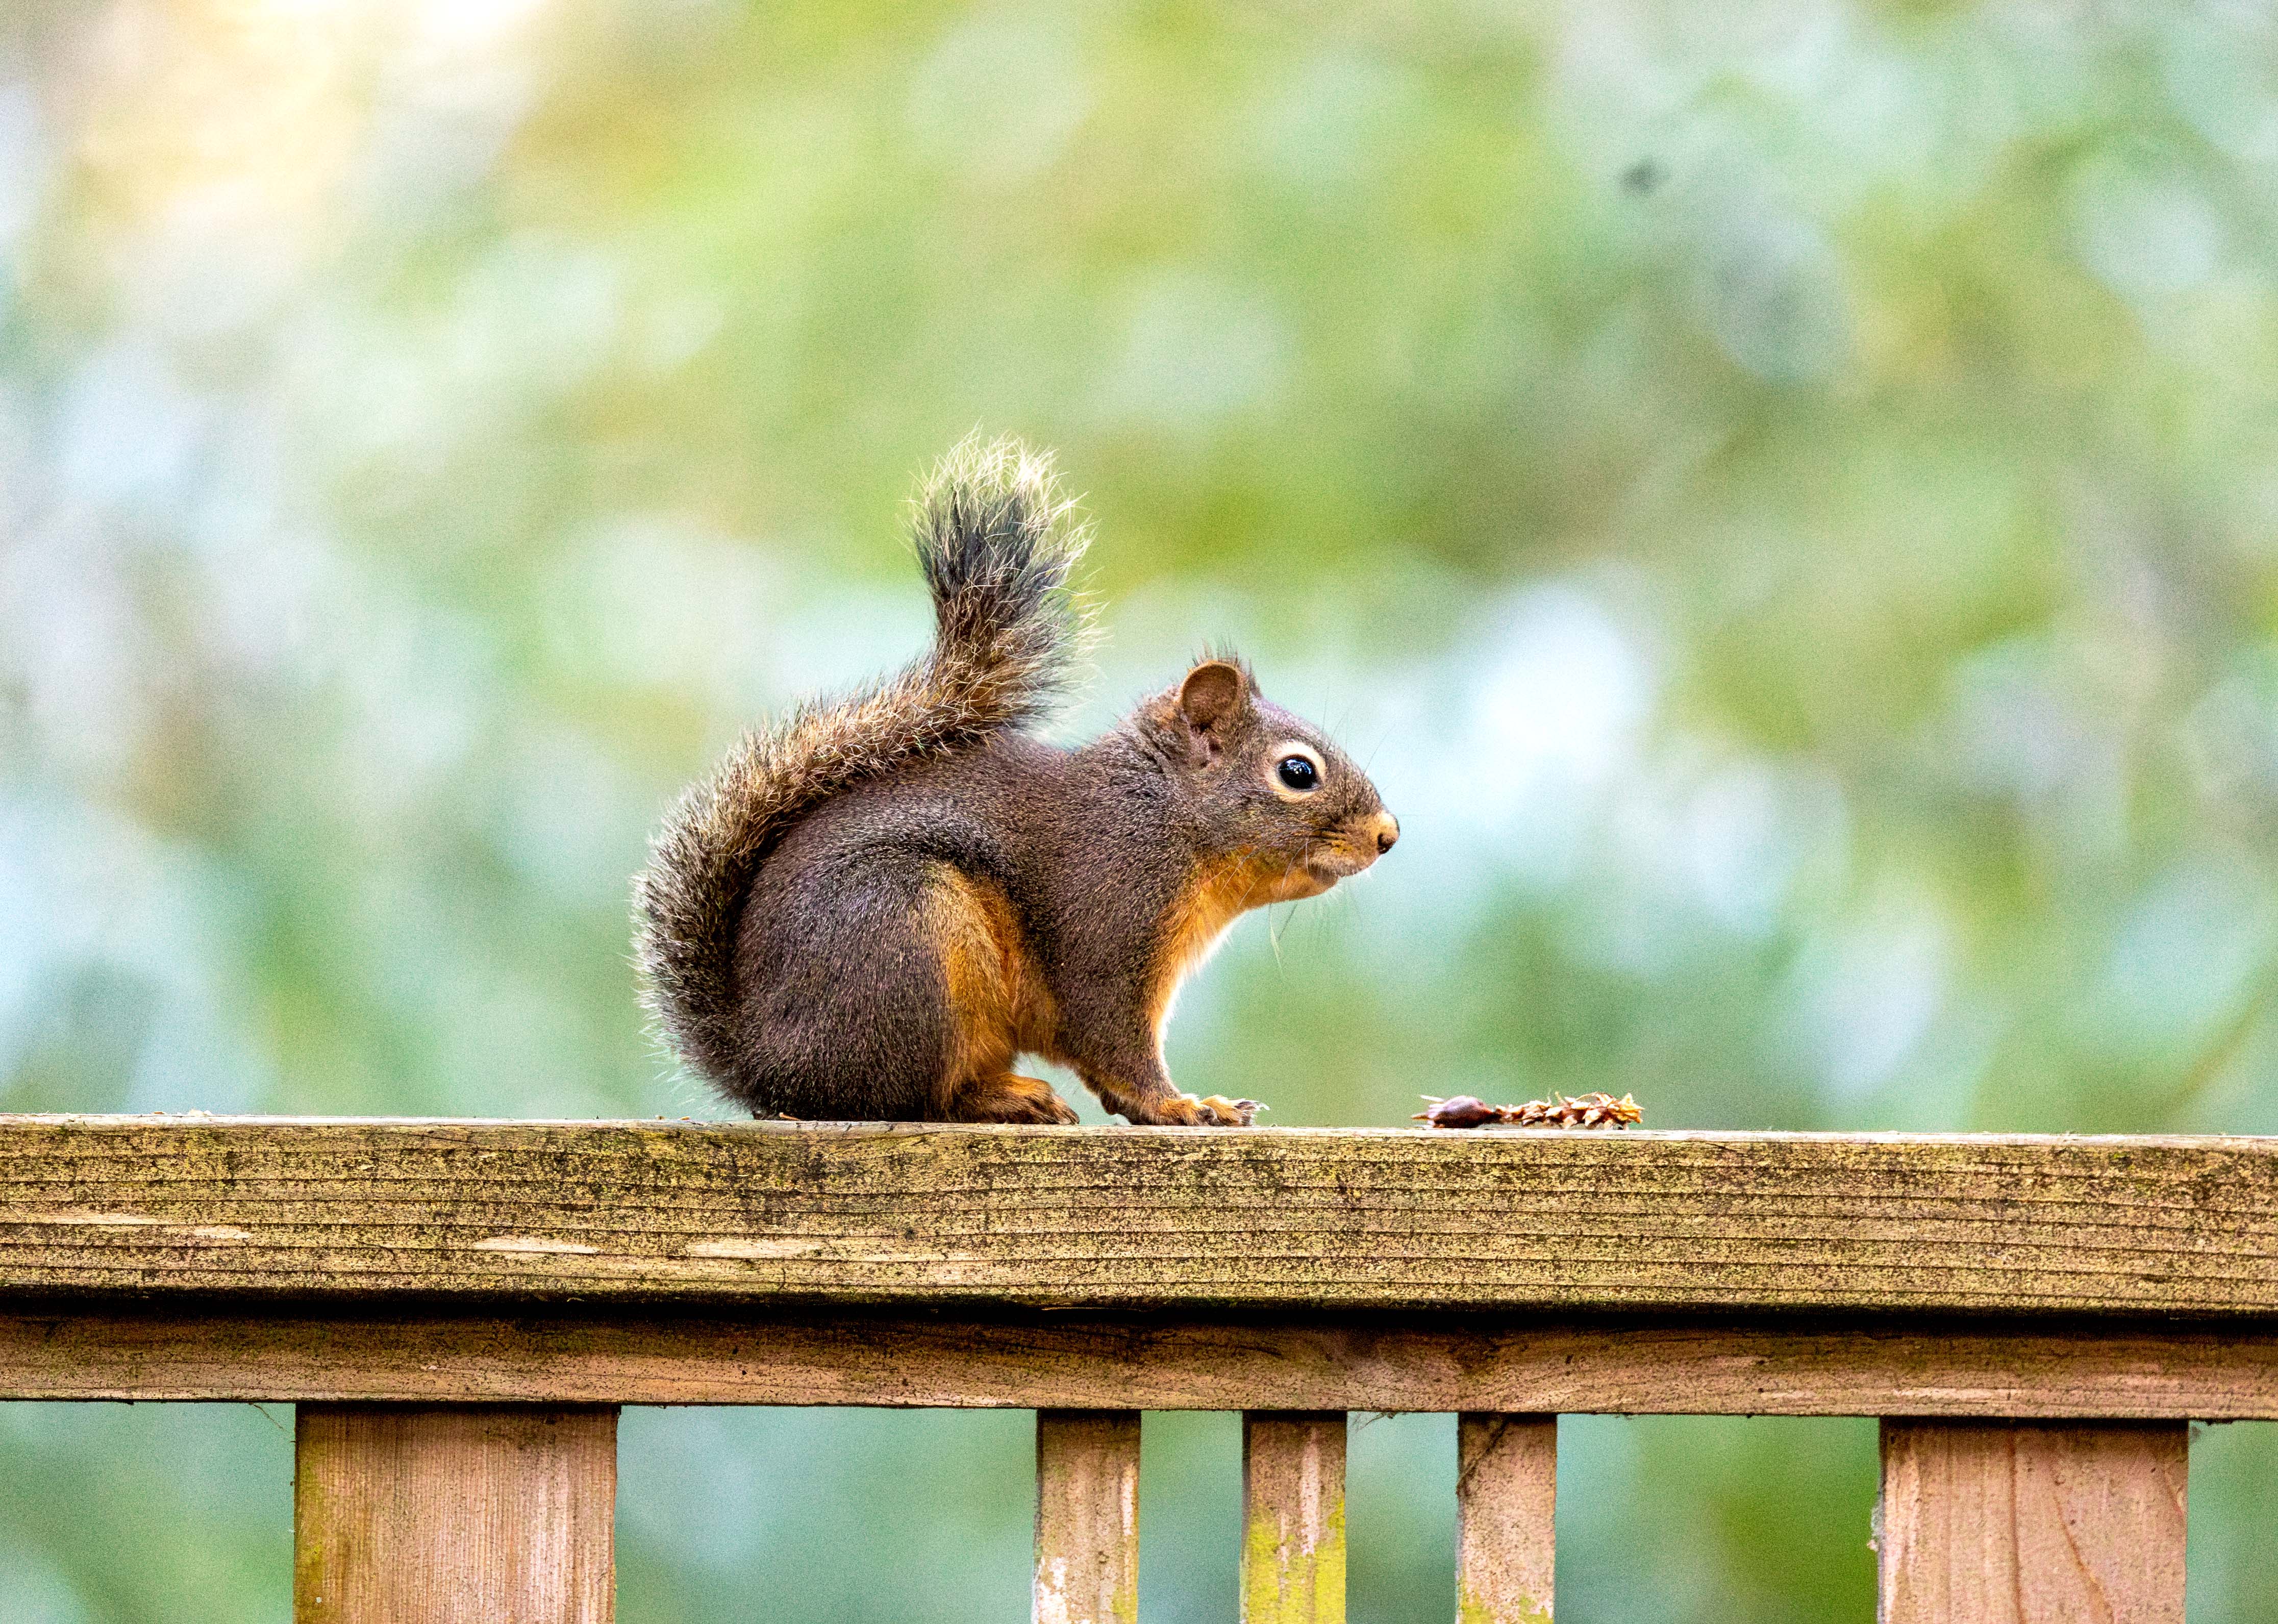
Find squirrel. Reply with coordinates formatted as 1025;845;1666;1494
634;436;1398;1127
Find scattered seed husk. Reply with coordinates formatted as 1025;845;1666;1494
1413;1091;1644;1130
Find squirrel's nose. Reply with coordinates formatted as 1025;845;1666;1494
1370;812;1399;854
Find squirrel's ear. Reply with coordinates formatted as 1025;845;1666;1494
1176;660;1250;749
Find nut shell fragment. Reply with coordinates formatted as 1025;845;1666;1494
1414;1091;1643;1130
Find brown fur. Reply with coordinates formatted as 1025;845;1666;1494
634;437;1089;1086
634;440;1396;1126
923;867;1068;1121
1148;851;1301;1038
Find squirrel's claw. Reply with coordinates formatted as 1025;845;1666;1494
1104;1091;1263;1127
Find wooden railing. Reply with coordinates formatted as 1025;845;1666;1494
3;1116;2272;1621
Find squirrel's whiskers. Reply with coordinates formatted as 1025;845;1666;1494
635;435;1397;1128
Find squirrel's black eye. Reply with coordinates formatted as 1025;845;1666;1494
1276;755;1318;792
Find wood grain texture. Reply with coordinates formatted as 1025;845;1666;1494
294;1404;616;1624
6;1308;2277;1417
1456;1415;1555;1623
1242;1412;1346;1623
1035;1410;1140;1624
3;1116;2274;1317
1877;1421;2185;1624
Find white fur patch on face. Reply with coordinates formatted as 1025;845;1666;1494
1267;740;1325;801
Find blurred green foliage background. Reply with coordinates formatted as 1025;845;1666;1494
3;0;2275;1617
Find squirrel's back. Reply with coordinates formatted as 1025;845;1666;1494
633;437;1090;1087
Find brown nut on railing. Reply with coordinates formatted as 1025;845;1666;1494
1414;1091;1644;1129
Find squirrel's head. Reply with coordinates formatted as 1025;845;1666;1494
1139;656;1398;902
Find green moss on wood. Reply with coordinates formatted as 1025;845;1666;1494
1242;1486;1344;1622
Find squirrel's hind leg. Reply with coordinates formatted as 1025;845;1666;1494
728;845;967;1121
947;1071;1079;1125
920;865;1069;1122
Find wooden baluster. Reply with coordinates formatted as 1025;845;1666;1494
1877;1420;2185;1624
293;1404;617;1624
1035;1409;1140;1624
1241;1410;1347;1623
1456;1414;1556;1623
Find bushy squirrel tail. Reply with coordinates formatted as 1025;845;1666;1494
634;435;1091;1083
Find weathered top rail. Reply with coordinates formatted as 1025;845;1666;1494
4;1115;2274;1317
0;1116;2258;1623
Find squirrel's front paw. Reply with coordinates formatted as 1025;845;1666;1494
1132;1092;1262;1127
